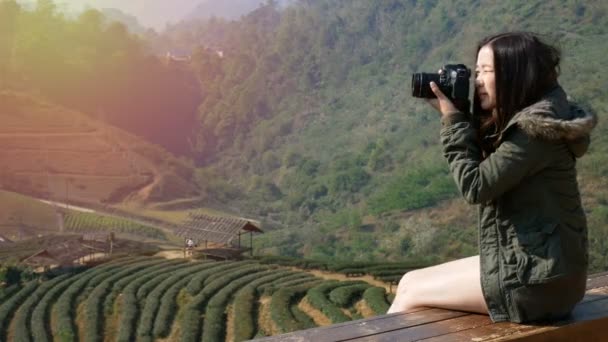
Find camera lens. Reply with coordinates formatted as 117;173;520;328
411;73;422;97
411;73;438;98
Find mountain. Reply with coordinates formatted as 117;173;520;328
185;0;265;21
15;0;295;31
184;0;293;22
15;0;202;30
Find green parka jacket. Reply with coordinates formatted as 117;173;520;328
440;86;598;323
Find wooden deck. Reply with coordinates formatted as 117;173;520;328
254;272;608;341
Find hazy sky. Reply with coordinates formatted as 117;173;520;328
17;0;203;30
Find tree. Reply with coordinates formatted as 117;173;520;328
0;0;20;88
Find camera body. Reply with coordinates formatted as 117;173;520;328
411;64;471;101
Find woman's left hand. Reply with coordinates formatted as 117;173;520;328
425;81;460;117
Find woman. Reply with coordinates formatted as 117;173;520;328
388;32;598;323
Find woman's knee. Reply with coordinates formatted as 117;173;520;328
395;271;421;306
397;270;416;292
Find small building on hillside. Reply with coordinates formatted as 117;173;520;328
174;213;263;260
20;237;110;269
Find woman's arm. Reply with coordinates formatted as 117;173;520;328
440;114;549;204
426;82;549;204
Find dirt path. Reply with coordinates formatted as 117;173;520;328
108;137;162;203
257;296;277;336
341;307;352;318
355;299;375;318
76;300;86;342
6;307;17;341
225;304;235;342
50;306;58;338
297;296;331;326
157;289;190;342
104;296;123;342
155;250;186;259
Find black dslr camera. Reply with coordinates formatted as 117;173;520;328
411;64;471;112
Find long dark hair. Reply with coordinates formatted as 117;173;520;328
474;32;561;153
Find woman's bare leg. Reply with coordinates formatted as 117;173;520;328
387;255;489;314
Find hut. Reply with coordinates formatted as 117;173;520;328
174;213;263;260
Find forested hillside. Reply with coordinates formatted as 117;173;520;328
2;0;607;269
155;0;608;268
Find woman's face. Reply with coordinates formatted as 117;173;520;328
475;45;496;111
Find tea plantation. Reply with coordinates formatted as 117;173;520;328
0;256;395;341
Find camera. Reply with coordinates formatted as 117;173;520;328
411;64;471;101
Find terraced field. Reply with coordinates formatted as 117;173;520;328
0;257;393;341
0;90;198;205
0;190;171;243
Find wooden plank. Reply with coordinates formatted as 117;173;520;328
253;308;468;342
348;288;608;342
253;306;430;340
497;316;608;342
348;314;492;341
254;274;608;342
422;287;608;341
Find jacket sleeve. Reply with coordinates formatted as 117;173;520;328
440;113;549;204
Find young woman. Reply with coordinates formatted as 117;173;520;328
388;32;598;323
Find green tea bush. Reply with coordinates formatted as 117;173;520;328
232;271;302;341
116;261;194;342
328;283;370;307
14;275;70;341
202;269;276;342
362;287;390;315
103;259;184;316
260;274;317;296
306;281;365;324
185;261;243;295
137;262;214;341
0;281;39;341
151;272;195;338
83;259;170;342
180;265;269;342
31;275;75;342
270;281;323;334
54;262;132;342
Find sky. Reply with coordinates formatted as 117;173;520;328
17;0;203;30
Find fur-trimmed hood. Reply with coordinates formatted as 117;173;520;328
502;86;598;158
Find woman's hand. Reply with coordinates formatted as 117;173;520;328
425;81;460;117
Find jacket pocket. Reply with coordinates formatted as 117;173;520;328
514;221;565;285
507;270;586;323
